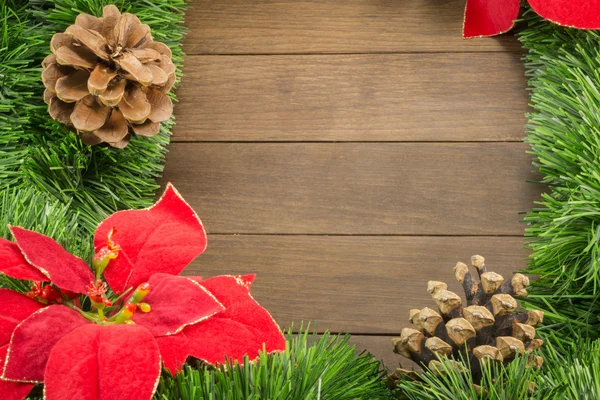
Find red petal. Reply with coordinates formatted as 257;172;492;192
529;0;600;29
0;239;49;282
0;289;42;346
132;273;224;336
44;324;161;400
9;227;94;294
155;332;190;375
463;0;520;38
94;184;207;294
2;306;88;383
183;275;286;365
0;345;33;400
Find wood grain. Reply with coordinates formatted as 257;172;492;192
184;235;530;334
350;335;405;371
183;0;521;55
173;53;528;141
161;143;542;235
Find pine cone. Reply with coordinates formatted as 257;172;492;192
392;255;544;383
42;5;175;148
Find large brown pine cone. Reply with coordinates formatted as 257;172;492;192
391;255;544;385
42;5;175;148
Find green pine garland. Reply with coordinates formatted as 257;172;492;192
155;330;392;400
0;0;185;265
518;9;600;345
2;2;390;399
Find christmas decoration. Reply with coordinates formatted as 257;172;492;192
42;5;175;148
391;255;543;385
463;0;600;38
0;184;285;400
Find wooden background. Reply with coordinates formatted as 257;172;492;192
162;0;542;369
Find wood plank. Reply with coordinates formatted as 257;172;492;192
173;53;528;141
350;335;405;371
183;235;530;334
161;143;542;235
183;0;521;55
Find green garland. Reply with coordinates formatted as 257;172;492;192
395;9;600;399
2;2;390;398
518;9;600;345
156;329;392;400
0;0;184;262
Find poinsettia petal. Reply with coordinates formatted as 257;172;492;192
0;239;49;282
0;289;43;346
132;273;224;336
529;0;600;29
0;346;33;400
155;332;190;375
9;227;94;294
2;306;88;383
183;275;286;365
95;183;207;294
463;0;520;39
44;324;161;400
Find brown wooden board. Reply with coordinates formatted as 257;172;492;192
184;235;529;334
161;143;542;235
349;335;408;371
173;53;528;142
183;0;521;55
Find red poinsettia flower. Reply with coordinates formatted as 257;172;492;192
463;0;600;39
0;184;285;400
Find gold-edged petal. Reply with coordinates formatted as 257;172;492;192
132;120;160;137
116;51;152;85
145;41;172;58
88;65;117;95
118;85;151;123
75;13;103;32
146;89;173;123
98;79;127;107
65;25;109;60
48;97;75;125
94;109;129;143
71;95;111;132
50;33;74;53
55;70;91;103
101;5;121;45
55;44;96;69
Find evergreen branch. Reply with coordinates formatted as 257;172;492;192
517;8;600;346
154;328;392;400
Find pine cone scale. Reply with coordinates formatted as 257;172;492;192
118;85;151;123
95;109;129;143
88;65;117;95
55;44;96;69
98;79;126;107
55;69;90;102
74;13;102;32
71;95;110;132
65;25;110;60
